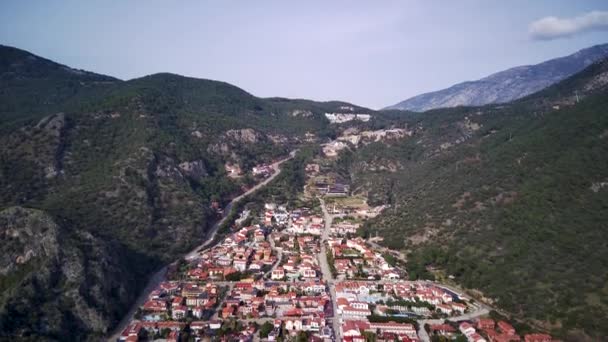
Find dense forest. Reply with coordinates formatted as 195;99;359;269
347;60;608;339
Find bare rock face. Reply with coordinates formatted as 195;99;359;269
178;160;208;179
35;113;65;137
224;128;259;143
290;109;313;117
0;207;137;339
207;128;267;158
0;207;59;276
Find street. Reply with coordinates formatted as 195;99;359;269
317;197;341;341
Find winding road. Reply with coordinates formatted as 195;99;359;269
107;151;295;341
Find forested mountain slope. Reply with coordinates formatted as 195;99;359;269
350;59;608;340
0;45;372;340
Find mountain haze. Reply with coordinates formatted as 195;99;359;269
386;43;608;112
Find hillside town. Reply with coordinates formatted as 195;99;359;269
117;150;556;342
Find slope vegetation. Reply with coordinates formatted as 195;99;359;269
350;60;608;339
0;45;372;340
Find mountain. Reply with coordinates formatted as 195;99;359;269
385;43;608;112
344;58;608;340
0;45;373;340
3;42;608;341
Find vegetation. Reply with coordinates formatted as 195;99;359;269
348;60;608;339
0;45;370;340
259;321;274;338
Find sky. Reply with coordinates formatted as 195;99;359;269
1;1;607;109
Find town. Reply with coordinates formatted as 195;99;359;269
117;148;555;342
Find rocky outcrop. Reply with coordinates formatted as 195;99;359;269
0;207;59;276
178;160;208;179
35;113;65;136
0;207;137;340
224;128;259;143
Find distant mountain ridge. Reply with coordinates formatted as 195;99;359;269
386;43;608;112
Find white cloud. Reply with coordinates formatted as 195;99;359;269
529;10;608;40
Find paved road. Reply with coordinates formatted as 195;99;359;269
107;152;295;342
317;198;334;283
317;198;341;341
185;151;296;260
264;235;282;278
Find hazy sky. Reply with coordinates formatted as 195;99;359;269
1;1;607;109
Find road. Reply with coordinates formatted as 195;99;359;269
107;152;295;341
317;198;341;341
264;234;282;278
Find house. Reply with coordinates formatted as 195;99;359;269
452;302;467;313
498;321;516;335
524;334;552;342
190;321;207;332
186;292;209;307
234;259;248;271
350;301;369;310
302;269;317;278
142;300;167;312
468;333;487;342
172;296;184;308
284;318;303;331
182;283;205;297
367;322;416;337
271;267;285;280
159;282;180;295
436;303;453;315
477;319;495;330
120;322;142;341
342;320;370;337
460;322;476;336
253;165;273;176
341;305;371;319
140;321;185;334
249;261;263;271
326;184;349;197
172;305;188;320
430;324;456;336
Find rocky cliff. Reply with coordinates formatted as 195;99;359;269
0;207;137;341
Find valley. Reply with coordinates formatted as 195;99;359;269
0;44;607;342
112;131;556;342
